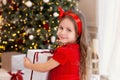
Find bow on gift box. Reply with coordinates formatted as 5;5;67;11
8;70;23;80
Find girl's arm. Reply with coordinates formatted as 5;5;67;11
24;57;60;72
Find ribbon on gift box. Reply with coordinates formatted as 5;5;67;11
30;50;53;80
8;70;23;80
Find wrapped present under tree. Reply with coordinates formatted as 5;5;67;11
1;52;25;72
24;49;53;80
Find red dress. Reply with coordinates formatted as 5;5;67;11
49;43;80;80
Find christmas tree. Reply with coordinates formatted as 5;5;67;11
0;0;78;53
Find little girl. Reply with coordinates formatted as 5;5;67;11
24;7;92;80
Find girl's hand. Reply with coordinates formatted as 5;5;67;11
24;57;32;69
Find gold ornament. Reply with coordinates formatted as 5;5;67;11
15;44;18;47
12;33;16;37
30;46;32;49
19;15;22;18
24;20;27;24
39;25;41;27
52;21;54;23
26;14;28;16
40;1;42;5
42;21;45;24
22;32;26;36
10;26;13;29
48;29;51;32
17;31;20;34
37;29;41;33
8;23;11;26
22;48;25;51
0;45;5;50
70;4;73;7
4;35;7;38
11;46;14;48
56;2;59;5
3;30;6;33
32;42;35;45
22;1;25;4
2;41;7;44
48;33;51;36
49;7;53;11
8;11;11;14
8;31;10;34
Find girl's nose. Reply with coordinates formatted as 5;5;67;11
61;29;66;35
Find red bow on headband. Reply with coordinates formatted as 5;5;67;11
58;7;71;19
58;7;82;35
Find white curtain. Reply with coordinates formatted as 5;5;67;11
97;0;120;80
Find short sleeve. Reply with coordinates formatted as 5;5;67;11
52;47;68;65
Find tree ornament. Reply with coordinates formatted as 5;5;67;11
43;22;49;30
43;0;49;3
29;35;34;40
26;29;31;34
12;4;18;11
8;38;14;42
53;12;59;17
40;6;43;11
26;28;34;34
51;36;56;43
17;38;23;44
54;27;58;31
25;1;32;7
48;44;51;49
49;7;53;12
32;28;35;32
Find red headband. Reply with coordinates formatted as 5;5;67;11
58;7;82;35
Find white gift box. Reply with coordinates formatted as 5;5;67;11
1;52;25;71
24;49;53;80
11;54;26;72
0;69;11;80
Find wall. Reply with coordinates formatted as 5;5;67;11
78;0;98;38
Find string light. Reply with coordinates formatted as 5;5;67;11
12;33;16;37
17;31;20;34
15;44;18;47
0;46;5;50
3;41;7;44
22;48;25;51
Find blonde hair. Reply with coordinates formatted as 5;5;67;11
78;11;92;80
62;10;92;80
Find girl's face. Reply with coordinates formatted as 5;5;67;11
57;18;78;45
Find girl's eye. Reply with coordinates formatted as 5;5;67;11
58;26;63;30
67;28;72;32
